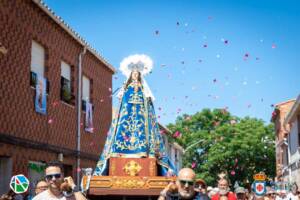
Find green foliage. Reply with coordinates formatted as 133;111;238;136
167;108;275;187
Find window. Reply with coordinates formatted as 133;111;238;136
60;61;74;104
82;75;90;110
0;157;12;195
30;41;49;93
282;146;289;166
31;41;45;76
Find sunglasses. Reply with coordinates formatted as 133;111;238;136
45;173;61;181
180;180;194;186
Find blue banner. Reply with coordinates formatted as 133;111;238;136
35;75;47;115
85;101;94;133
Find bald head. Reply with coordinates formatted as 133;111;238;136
178;168;196;181
177;168;196;199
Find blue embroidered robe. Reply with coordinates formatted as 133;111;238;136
94;81;176;176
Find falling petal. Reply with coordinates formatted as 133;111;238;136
191;162;197;169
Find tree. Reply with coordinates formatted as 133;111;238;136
167;108;275;187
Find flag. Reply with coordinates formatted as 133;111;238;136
35;74;47;114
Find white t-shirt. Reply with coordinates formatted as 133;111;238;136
33;190;74;200
287;193;299;200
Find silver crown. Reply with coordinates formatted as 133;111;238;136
128;61;145;72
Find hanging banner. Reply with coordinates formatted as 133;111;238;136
85;101;94;133
35;74;47;114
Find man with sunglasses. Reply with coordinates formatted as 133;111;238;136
158;168;202;200
33;161;87;200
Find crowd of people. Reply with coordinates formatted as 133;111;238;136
158;168;300;200
0;161;87;200
1;162;299;200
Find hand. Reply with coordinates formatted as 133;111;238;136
60;176;76;193
64;176;76;189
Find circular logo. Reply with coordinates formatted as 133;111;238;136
10;174;30;194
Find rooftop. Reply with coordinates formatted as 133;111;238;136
32;0;117;73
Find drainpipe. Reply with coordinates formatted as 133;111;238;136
283;138;292;184
77;47;86;186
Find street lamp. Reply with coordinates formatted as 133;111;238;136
183;139;205;154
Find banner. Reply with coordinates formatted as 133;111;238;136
85;101;94;133
35;74;47;114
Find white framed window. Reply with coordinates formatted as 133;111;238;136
82;75;90;101
31;41;45;76
61;61;71;81
61;61;72;103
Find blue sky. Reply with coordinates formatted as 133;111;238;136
44;0;300;125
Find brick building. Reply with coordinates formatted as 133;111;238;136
0;0;115;194
283;95;300;186
271;99;295;182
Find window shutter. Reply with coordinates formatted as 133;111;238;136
61;61;71;80
31;41;45;76
82;75;90;101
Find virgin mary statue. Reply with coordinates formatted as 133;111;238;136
94;54;176;176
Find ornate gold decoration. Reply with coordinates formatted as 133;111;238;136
86;176;176;190
149;159;156;176
123;160;142;176
114;178;146;189
147;178;174;189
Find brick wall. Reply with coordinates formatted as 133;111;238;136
0;0;113;174
273;101;295;179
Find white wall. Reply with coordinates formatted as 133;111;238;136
289;119;300;163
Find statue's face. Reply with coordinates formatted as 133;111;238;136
131;71;139;81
